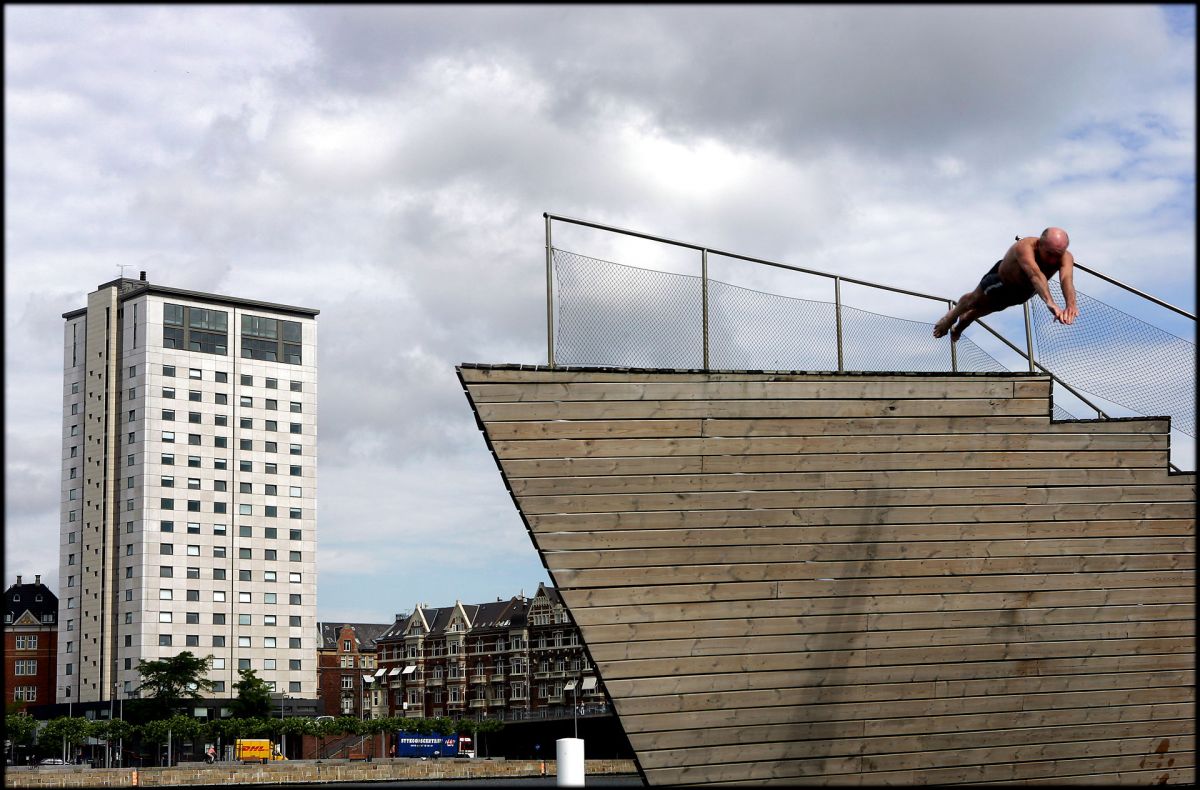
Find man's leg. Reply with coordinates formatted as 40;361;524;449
934;289;983;338
949;298;1000;342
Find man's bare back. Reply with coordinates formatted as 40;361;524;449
933;228;1079;342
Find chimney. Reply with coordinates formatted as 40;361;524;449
15;575;21;585
35;574;41;585
140;271;147;281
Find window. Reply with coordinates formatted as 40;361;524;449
214;546;226;558
162;432;175;444
241;374;253;386
239;636;251;647
290;615;302;627
240;504;253;516
214;591;226;602
265;441;278;453
238;659;251;670
290;486;302;497
290;594;302;606
215;414;227;427
289;572;302;583
265;420;278;432
212;681;226;693
265;592;277;604
159;612;172;623
163;387;175;399
264;637;277;648
290;444;302;456
189;412;202;424
215;436;228;448
162;409;175;421
187;500;201;512
215;371;228;383
187;567;200;579
215;393;228;405
187;477;200;489
265;527;277;539
242;482;256;494
266;399;278;411
265;506;278;518
289;552;302;562
264;614;276;626
264;571;277;582
188;434;201;445
240;438;253;451
240;460;253;473
160;566;172;578
240;418;253;430
159;635;172;647
239;548;252;559
214;479;227;492
162;453;175;465
213;635;226;646
265;549;277;560
265;463;278;474
290;423;301;434
160;543;174;555
239;613;252;625
164;365;176;377
189;456;201;468
14;660;39;676
213;614;226;626
239;525;253;537
214;458;227;470
189;368;202;379
189;390;201;402
187;522;200;534
290;637;302;648
187;545;200;556
290;402;302;413
289;508;302;520
240;396;253;407
160;589;173;600
290;529;302;541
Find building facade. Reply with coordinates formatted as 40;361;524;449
372;584;605;721
3;575;59;710
58;274;319;706
315;622;391;718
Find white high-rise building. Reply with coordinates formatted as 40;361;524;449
58;274;319;706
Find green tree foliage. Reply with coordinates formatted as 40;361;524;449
230;668;273;719
134;652;214;720
39;717;93;754
2;710;39;747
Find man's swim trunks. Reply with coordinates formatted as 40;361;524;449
979;260;1035;309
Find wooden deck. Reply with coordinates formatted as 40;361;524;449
460;365;1195;786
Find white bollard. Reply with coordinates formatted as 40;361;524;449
556;738;585;787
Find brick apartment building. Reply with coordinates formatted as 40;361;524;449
315;622;390;718
369;584;605;720
3;575;59;711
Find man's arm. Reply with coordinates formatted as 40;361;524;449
1057;252;1079;324
1014;240;1064;321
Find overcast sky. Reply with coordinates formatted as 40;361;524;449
5;5;1195;624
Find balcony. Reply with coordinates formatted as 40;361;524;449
488;697;507;706
490;672;506;682
426;677;444;687
469;674;488;684
469;699;488;709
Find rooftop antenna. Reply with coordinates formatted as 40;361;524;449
117;263;131;279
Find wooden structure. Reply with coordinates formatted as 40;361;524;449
459;365;1195;786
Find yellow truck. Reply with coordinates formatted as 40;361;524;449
234;739;287;762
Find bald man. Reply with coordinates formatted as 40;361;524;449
934;227;1079;342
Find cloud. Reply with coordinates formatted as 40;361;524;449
4;5;1193;617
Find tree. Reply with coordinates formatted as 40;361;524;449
140;714;202;766
230;668;273;719
134;652;214;720
39;717;93;762
2;710;39;756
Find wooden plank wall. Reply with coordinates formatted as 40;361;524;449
459;365;1196;786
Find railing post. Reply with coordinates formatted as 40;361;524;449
545;214;555;368
948;300;958;372
701;249;710;370
1023;301;1035;372
834;277;844;372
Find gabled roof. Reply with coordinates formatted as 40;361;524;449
317;622;392;651
375;593;536;643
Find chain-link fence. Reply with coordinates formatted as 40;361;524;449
555;248;1008;374
1033;279;1195;437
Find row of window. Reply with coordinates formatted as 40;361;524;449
158;412;302;430
160;429;302;444
156;544;305;558
12;686;38;702
14;635;40;649
107;591;306;619
154;500;305;518
157;389;305;413
14;659;39;675
156;365;305;392
154;479;305;496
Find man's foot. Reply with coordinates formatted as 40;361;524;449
933;315;954;338
949;324;964;343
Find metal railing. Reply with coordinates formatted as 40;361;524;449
543;213;1194;469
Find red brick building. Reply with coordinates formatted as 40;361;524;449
3;575;59;711
315;622;390;718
